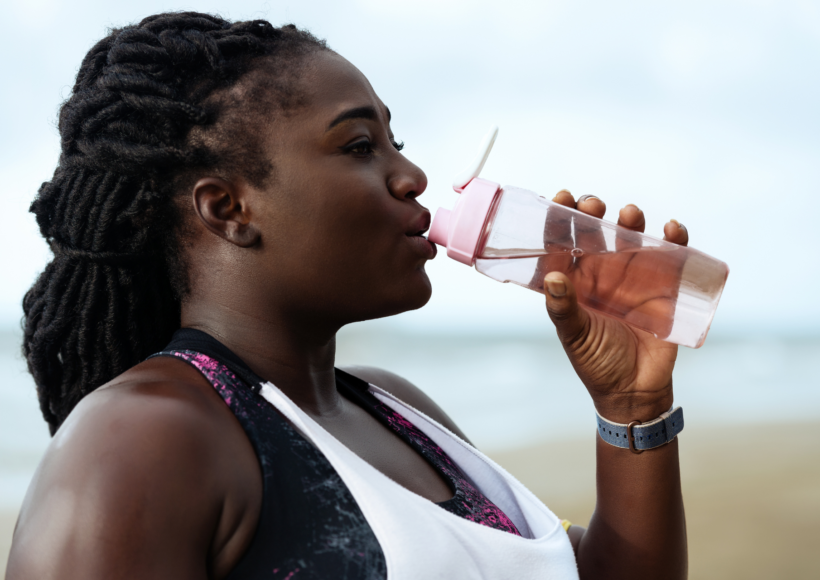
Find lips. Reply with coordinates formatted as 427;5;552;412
405;211;431;237
405;211;437;259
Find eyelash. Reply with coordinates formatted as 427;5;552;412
344;139;405;156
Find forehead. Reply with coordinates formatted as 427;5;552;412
291;51;388;126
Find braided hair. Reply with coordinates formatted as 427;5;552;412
22;12;327;434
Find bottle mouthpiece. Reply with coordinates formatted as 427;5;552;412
428;209;451;247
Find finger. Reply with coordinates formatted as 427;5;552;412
544;190;574;251
576;195;606;219
544;271;590;346
534;191;575;288
663;219;689;247
573;195;608;254
552;189;576;208
617;204;646;232
615;204;646;252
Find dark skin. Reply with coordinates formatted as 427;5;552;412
8;51;687;579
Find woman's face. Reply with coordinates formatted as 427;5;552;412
242;51;434;326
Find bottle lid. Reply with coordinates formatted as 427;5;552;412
427;127;501;266
452;126;498;193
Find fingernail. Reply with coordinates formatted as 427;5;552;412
670;219;686;231
578;195;598;203
626;203;642;212
552;189;571;202
545;278;566;298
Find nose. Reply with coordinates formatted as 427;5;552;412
388;156;428;201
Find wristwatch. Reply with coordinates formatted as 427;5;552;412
596;407;684;453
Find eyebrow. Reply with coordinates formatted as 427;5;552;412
326;105;392;131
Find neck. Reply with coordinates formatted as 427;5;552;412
181;298;343;416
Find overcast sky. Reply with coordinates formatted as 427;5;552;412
2;0;818;337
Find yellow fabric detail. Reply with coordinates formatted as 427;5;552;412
561;519;572;533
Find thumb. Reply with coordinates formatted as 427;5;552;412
544;272;589;345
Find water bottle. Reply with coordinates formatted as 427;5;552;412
427;127;729;348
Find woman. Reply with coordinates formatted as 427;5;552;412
8;12;687;580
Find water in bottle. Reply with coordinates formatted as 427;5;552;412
427;128;729;348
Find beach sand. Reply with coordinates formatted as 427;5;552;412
2;421;819;578
488;420;820;579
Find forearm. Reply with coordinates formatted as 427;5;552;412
539;194;692;578
576;435;687;579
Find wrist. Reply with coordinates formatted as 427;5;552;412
592;389;673;424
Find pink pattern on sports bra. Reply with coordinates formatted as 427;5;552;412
375;403;521;536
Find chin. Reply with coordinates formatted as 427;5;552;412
402;278;433;312
405;267;433;309
356;270;433;322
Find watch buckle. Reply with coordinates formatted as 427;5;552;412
627;421;643;454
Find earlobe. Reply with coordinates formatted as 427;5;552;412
191;177;261;248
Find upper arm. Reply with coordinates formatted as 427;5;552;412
7;378;247;580
340;365;473;445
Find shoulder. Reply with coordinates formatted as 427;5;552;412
8;356;260;580
35;357;230;495
45;355;251;483
339;365;473;445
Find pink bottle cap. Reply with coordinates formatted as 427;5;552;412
428;178;501;266
428;126;501;265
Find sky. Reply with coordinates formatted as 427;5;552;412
1;0;819;337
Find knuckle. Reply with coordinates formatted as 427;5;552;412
547;305;573;323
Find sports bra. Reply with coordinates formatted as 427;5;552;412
153;328;578;579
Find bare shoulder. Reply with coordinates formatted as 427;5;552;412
340;365;473;445
33;356;246;490
7;357;260;580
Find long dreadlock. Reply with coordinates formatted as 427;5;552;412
22;12;326;434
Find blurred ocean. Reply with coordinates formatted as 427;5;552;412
1;326;819;511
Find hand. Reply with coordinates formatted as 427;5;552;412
540;191;690;423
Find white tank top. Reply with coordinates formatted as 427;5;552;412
258;380;580;580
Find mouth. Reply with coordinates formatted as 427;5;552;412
405;212;437;259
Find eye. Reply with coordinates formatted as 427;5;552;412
343;139;374;157
392;139;405;152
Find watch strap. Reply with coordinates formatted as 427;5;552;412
596;406;684;452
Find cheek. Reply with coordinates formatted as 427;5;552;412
318;194;398;258
270;198;392;287
323;208;426;301
264;173;425;304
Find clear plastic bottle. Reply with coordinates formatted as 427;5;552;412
427;129;729;348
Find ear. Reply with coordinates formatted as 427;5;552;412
191;177;261;248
